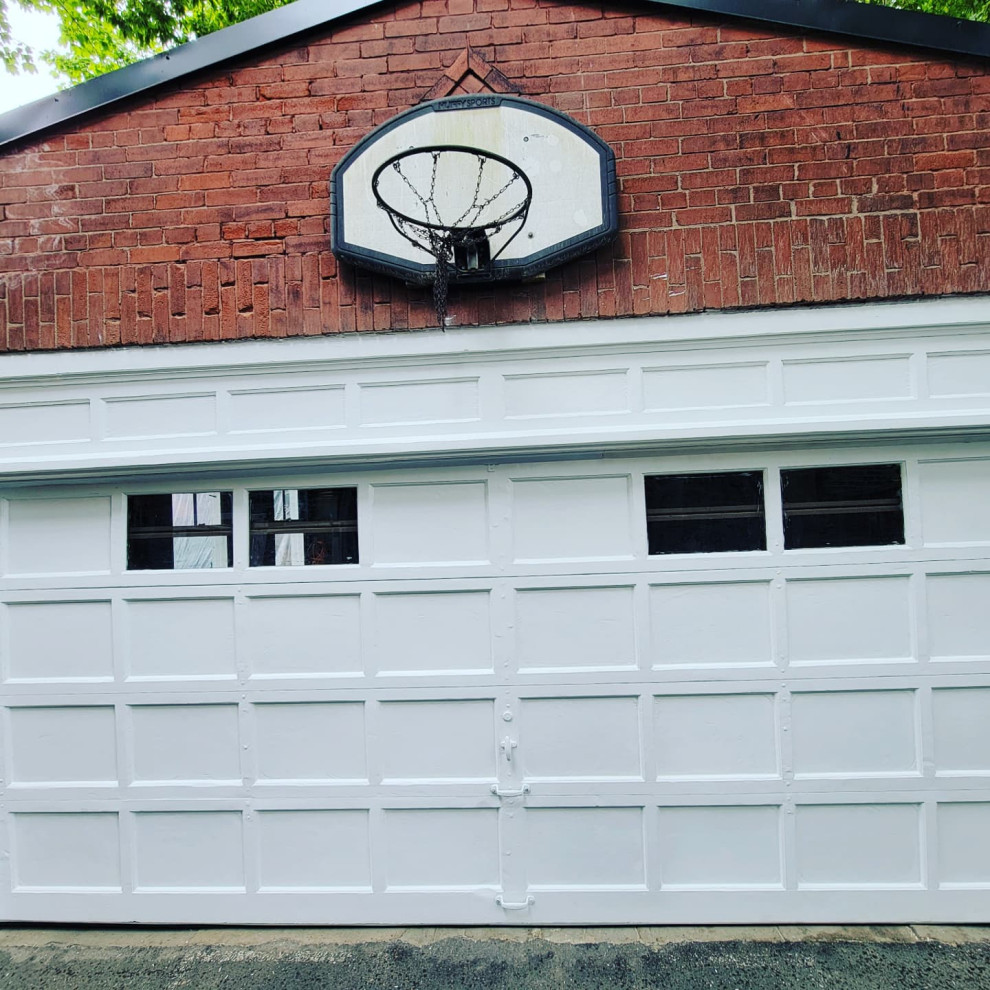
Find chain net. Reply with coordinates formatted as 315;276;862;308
376;149;530;327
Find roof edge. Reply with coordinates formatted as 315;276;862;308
655;0;990;58
0;0;380;150
1;0;990;151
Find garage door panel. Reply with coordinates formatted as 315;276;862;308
653;693;779;779
4;600;114;683
926;572;990;661
936;803;990;886
370;481;489;566
919;458;990;545
378;699;497;783
256;809;372;891
795;803;923;888
649;581;774;668
373;591;493;676
785;575;913;664
253;702;368;784
382;808;500;890
7;705;118;786
133;810;244;891
790;689;919;777
4;497;111;577
11;812;121;892
520;696;642;781
932;687;990;774
657;805;783;889
511;476;635;562
129;704;241;785
125;597;236;681
524;807;646;889
243;594;363;679
514;586;638;672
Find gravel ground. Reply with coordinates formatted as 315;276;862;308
0;925;988;990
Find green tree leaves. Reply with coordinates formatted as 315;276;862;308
1;0;292;84
859;0;990;17
1;1;36;73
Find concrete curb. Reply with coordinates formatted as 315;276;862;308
1;924;990;949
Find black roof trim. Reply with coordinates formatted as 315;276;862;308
655;0;990;58
1;0;989;151
0;0;379;150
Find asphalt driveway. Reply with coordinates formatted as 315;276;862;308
0;925;988;990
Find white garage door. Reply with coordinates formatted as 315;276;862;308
1;443;989;924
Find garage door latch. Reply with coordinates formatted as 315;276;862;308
496;894;535;910
490;782;530;798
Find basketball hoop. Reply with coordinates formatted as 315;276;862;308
331;95;619;305
372;145;533;327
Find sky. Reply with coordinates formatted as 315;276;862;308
0;4;64;115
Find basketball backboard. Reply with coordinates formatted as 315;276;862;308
330;94;618;286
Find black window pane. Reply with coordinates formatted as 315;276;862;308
249;526;276;568
645;471;766;554
781;464;904;549
128;492;232;570
128;534;175;570
249;488;358;566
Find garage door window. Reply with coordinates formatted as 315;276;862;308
781;464;904;549
645;471;766;555
127;492;233;570
249;487;358;567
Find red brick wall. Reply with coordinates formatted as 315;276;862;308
1;0;989;351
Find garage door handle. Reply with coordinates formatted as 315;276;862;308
501;737;517;762
496;895;535;910
490;783;530;798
